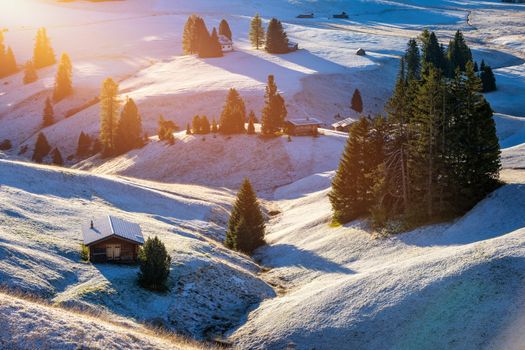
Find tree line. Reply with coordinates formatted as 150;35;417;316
330;30;501;230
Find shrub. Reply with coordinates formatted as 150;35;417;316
80;244;89;262
138;236;171;291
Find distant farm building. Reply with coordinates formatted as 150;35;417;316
219;35;233;52
332;117;357;132
288;41;299;52
297;13;314;18
356;48;366;56
333;12;349;19
82;215;144;263
284;118;322;136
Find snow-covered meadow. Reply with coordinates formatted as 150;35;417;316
2;0;525;349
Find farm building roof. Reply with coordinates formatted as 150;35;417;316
286;118;323;126
82;215;144;246
332;117;357;128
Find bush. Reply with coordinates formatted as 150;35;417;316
138;236;171;291
80;244;89;262
0;139;12;151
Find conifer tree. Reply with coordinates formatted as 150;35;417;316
404;39;420;80
420;30;446;73
138;236;171;291
247;111;256;134
91;138;102;155
42;97;54;127
32;132;51;163
197;23;212;58
33;28;56;68
182;15;198;54
1;47;17;77
53;53;73;102
51;147;63;166
219;19;233;40
76;132;91;157
265;18;289;54
192;115;202;133
186;123;192;135
219;88;246;134
447;30;472;74
249;13;265;50
116;98;143;154
480;65;497;92
99;78;120;157
158;115;176;143
211;118;218;133
200;27;223;58
261;75;287;135
351;88;363;114
225;178;265;255
201;115;211;134
329;118;376;224
23;61;38;84
0;31;5;72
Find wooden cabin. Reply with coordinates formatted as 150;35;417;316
297;13;314;19
332;117;357;132
82;215;144;263
356;48;366;56
333;12;349;19
219;34;234;52
284;118;322;136
288;41;299;52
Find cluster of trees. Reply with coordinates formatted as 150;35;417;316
23;28;57;84
158;116;178;144
191;115;211;134
76;131;100;158
183;15;231;58
0;31;17;78
330;31;501;229
32;132;64;165
99;78;144;156
225;178;266;255
249;15;291;54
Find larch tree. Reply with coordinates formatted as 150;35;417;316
265;18;289;54
99;78;120;157
116;97;143;154
351;88;363;114
53;53;73;102
249;13;265;50
33;28;56;69
261;75;287;135
219;88;246;134
225;178;266;255
23;61;38;84
42;97;54;127
182;15;198;54
32;132;51;163
219;19;232;40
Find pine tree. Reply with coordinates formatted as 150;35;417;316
32;132;51;163
192;115;202;133
261;75;287;135
201;115;211;134
247;111;256;134
53;53;73;102
265;18;289;54
1;47;17;77
197;23;212;58
51;147;63;166
99;78;120;157
182;15;197;54
42;97;54;127
158;115;176;143
480;65;497;92
329;118;376;224
138;236;172;291
186;123;192;135
91;138;102;155
225;178;265;255
116;98;143;154
351;88;363;114
420;30;446;74
33;28;56;69
249;13;265;50
211;118;218;133
404;39;420;80
76;132;92;157
219;88;246;134
447;30;473;74
23;61;38;84
199;27;223;58
219;19;233;40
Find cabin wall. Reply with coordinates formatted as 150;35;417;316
88;237;139;263
285;124;319;136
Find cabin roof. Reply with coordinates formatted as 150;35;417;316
218;34;233;45
286;118;322;126
332;117;357;128
82;215;144;246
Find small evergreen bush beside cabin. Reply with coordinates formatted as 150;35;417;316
80;244;90;262
225;178;266;255
138;236;171;291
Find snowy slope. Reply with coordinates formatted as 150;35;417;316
0;159;274;340
229;176;525;349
